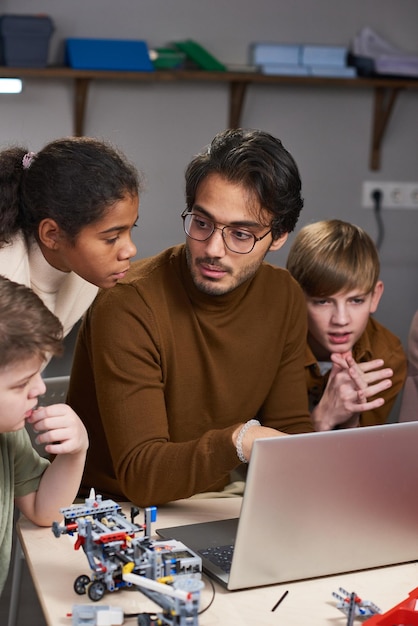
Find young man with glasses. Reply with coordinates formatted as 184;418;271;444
67;129;314;507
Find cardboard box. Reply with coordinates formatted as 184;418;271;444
301;45;348;67
0;14;54;67
66;38;154;71
250;43;302;66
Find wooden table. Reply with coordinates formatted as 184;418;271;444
17;496;418;625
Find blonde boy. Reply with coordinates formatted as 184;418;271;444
287;219;407;430
0;276;88;595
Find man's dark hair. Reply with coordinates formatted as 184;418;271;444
185;129;304;238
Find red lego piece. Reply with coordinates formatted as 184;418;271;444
364;586;418;625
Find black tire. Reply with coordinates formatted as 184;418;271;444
87;580;106;601
73;574;90;595
137;614;152;626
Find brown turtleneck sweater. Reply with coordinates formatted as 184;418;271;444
68;244;313;506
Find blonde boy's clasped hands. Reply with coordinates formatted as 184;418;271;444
313;351;394;430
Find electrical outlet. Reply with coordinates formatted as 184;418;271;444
362;181;418;209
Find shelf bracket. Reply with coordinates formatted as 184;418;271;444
229;81;249;128
370;86;403;170
74;77;91;136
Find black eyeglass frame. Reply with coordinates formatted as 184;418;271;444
181;210;272;255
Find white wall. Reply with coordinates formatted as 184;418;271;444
1;0;418;347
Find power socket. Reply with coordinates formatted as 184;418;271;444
362;181;418;209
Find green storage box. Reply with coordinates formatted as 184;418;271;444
173;40;226;71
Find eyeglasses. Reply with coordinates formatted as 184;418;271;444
181;211;272;254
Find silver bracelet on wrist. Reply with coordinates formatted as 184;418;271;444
235;419;261;463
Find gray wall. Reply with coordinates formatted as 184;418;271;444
1;0;418;348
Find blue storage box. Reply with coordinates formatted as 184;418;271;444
0;14;54;67
66;38;155;71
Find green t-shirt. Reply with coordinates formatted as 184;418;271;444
0;429;49;595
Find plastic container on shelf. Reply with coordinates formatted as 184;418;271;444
0;14;54;67
65;38;154;72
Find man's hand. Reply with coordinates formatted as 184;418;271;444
311;351;393;430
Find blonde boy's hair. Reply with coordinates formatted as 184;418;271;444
286;219;380;298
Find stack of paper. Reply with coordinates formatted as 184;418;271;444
351;27;418;77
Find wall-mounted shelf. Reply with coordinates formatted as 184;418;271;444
1;66;417;170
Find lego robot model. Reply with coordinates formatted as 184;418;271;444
70;575;203;626
51;489;202;607
123;572;203;626
333;588;381;625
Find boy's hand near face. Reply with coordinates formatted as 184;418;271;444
27;404;88;456
311;351;393;430
15;404;88;527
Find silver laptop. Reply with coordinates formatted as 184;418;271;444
157;422;418;590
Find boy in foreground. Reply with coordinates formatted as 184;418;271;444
287;219;407;429
0;276;88;595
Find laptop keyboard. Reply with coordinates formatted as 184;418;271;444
199;544;234;573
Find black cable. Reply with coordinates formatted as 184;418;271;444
371;188;384;251
198;574;216;614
